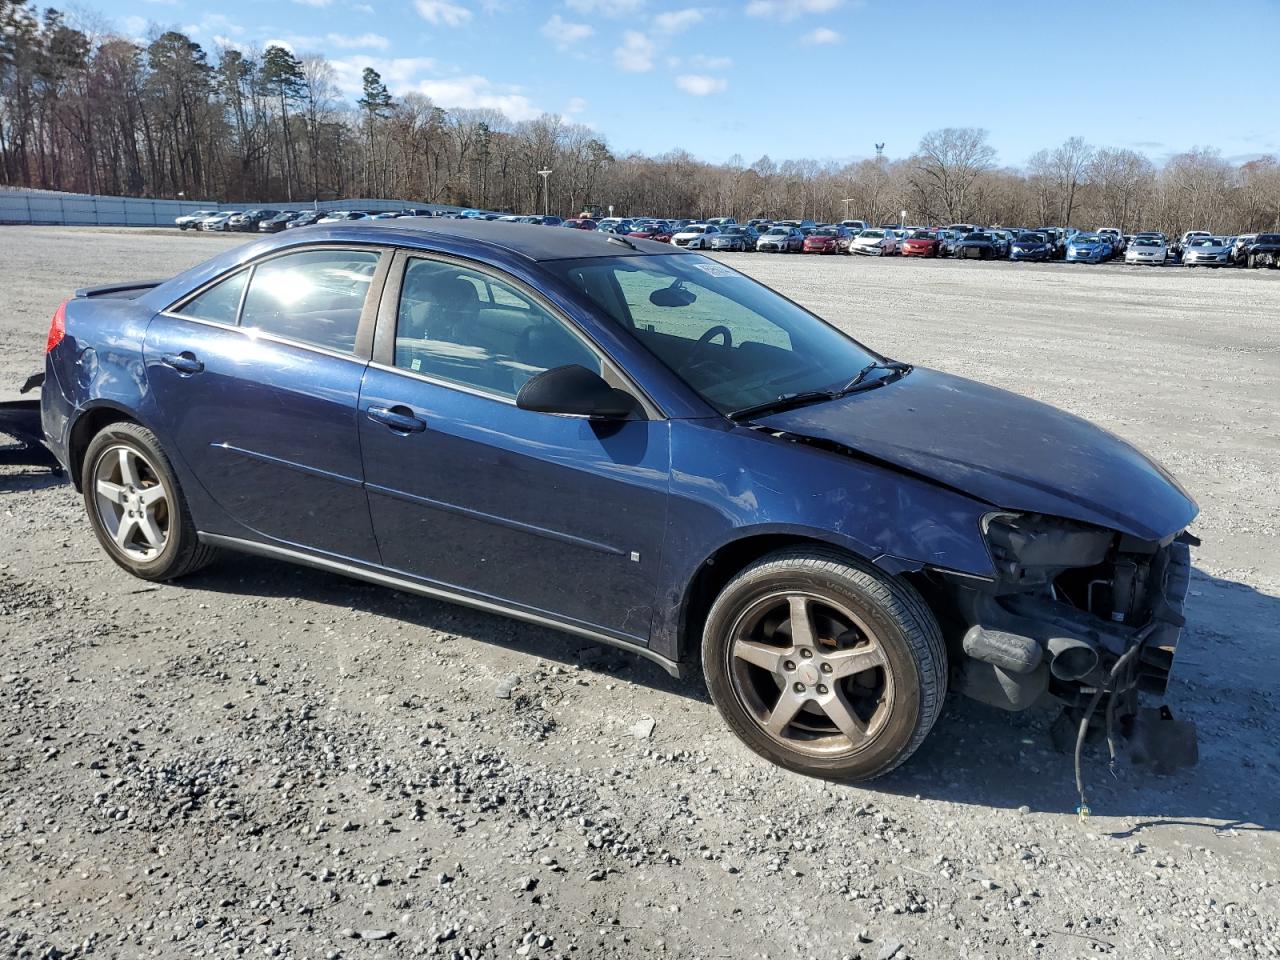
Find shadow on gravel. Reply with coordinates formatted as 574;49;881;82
0;466;66;494
188;555;1278;828
869;567;1280;830
185;553;708;703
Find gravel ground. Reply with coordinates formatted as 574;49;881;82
1;227;1277;960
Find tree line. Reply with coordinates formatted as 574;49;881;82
3;1;1279;234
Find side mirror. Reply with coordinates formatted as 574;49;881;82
516;364;638;420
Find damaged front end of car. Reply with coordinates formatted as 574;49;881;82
924;511;1198;774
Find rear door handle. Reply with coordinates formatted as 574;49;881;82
367;404;427;433
161;352;204;375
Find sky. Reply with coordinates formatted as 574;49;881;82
96;0;1280;169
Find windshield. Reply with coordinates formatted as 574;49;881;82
1189;238;1218;247
910;231;934;239
1134;238;1161;247
765;227;790;236
1073;235;1100;243
859;230;884;239
547;254;879;415
684;225;707;233
814;228;840;236
1016;233;1046;243
1258;234;1280;243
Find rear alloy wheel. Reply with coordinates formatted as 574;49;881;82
702;548;947;780
81;422;218;581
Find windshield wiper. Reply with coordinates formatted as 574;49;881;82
834;360;912;397
727;361;912;421
727;390;838;422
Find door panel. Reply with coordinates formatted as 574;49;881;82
358;367;670;639
142;247;385;561
144;317;378;561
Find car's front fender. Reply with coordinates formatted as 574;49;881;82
650;418;995;662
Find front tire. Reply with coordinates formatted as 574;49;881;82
81;422;218;581
702;548;947;780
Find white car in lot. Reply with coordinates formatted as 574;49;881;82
197;211;238;231
175;210;217;230
671;223;720;249
1182;236;1234;267
1124;236;1168;265
850;228;898;256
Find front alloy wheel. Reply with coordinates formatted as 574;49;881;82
703;548;947;780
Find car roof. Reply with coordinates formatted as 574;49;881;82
288;218;683;262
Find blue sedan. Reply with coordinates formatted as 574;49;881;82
36;220;1197;780
1065;234;1115;263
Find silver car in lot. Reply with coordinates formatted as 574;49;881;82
1124;236;1169;265
708;225;758;252
755;226;803;253
1182;236;1234;267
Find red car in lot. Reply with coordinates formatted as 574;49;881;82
628;221;674;243
900;230;944;257
802;226;852;254
562;218;598;230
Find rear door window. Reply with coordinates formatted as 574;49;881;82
174;270;248;326
239;249;379;354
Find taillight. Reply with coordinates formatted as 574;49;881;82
45;299;68;353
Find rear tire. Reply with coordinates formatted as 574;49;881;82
81;422;218;581
702;547;947;780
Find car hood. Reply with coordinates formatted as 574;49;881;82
753;367;1197;541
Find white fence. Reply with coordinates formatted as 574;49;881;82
0;189;464;226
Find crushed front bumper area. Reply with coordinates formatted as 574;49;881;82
928;515;1194;716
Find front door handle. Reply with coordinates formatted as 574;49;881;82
161;352;204;375
367;404;427;433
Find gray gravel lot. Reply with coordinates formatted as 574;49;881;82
1;227;1278;960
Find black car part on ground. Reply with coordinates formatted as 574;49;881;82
0;373;60;470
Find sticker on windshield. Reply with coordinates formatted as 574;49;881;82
691;262;736;279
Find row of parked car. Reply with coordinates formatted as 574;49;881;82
174;208;437;232
174;207;1280;270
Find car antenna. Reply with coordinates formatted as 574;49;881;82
607;235;638;250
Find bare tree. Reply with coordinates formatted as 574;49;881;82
909;128;996;222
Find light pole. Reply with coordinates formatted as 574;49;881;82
842;198;855;220
537;168;552;216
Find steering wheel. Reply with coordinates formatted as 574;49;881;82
678;325;734;381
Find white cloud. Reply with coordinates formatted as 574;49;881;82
415;0;472;26
187;12;244;37
328;56;541;120
119;14;148;36
286;32;392;50
653;8;701;32
675;74;726;96
746;0;841;21
565;0;644;15
262;38;296;52
293;0;332;7
413;76;539;119
212;35;250;52
689;53;732;69
613;31;655;72
801;26;840;44
540;14;593;49
329;56;437;95
565;96;588;114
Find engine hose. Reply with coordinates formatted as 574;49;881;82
1073;625;1157;815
